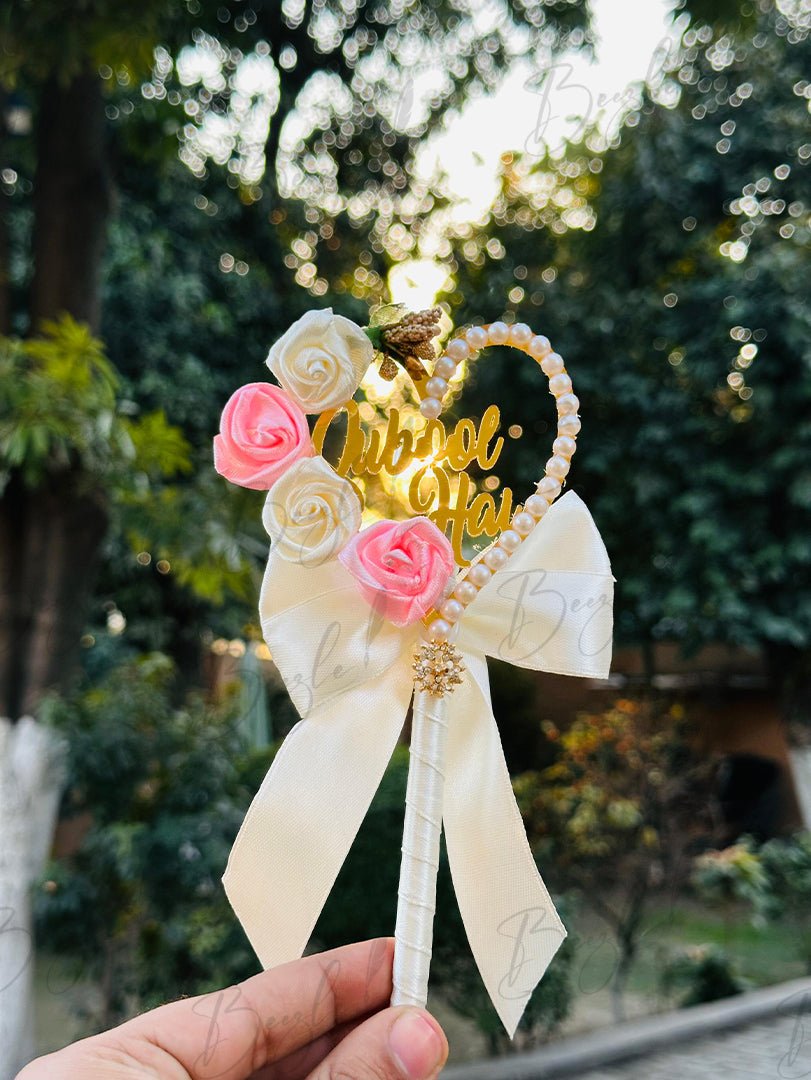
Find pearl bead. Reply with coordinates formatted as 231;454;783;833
529;335;551;358
552;435;577;458
523;494;549;519
465;326;488;350
537;476;562;500
419;397;443;420
498;529;522;553
453;580;478;605
484;546;509;571
509;322;532;346
557;393;580;416
541;352;565;377
558;414;582;437
512;512;536;536
549;372;573;397
546;455;570;479
425;376;448;399
440;598;464;623
487;321;509;345
426;618;451;642
446;338;470;362
434;355;457;380
468;563;492;588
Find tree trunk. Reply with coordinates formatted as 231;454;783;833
609;875;648;1024
2;65;112;719
0;717;66;1080
0;64;112;1079
0;470;108;720
610;945;633;1023
30;72;111;334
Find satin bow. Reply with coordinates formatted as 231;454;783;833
223;490;613;1035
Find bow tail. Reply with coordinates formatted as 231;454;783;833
223;663;414;970
443;651;566;1037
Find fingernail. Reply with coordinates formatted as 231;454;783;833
389;1009;446;1080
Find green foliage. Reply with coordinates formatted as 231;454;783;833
123;409;192;479
687;836;811;992
0;314;191;490
758;832;811;922
691;839;771;909
35;654;268;1021
0;0;173;85
114;458;265;606
515;700;709;878
0;300;258;626
757;833;811;969
659;944;747;1007
700;833;811;969
1;316;116;483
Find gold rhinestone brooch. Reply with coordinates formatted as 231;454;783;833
412;641;465;697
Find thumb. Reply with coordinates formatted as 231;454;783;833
309;1006;448;1080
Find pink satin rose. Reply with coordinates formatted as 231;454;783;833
214;382;312;490
339;517;455;627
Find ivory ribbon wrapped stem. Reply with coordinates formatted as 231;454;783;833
392;690;449;1008
223;491;614;1036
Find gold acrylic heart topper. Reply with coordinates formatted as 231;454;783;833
309;310;582;645
213;304;581;652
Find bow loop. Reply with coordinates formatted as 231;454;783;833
457;492;614;677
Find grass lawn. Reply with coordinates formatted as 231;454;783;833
629;902;808;990
557;894;809;1038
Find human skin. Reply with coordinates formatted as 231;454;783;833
17;938;448;1080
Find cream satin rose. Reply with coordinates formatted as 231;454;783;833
262;456;361;567
266;308;374;413
338;517;455;627
213;382;312;489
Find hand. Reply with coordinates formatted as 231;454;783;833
18;938;448;1080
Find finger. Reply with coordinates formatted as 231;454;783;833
308;1006;447;1080
248;1011;374;1080
125;937;394;1080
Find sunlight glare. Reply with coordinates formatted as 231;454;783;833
389;260;451;308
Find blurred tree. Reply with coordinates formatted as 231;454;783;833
441;1;811;715
514;698;714;1020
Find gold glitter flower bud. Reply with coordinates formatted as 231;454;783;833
412;641;465;697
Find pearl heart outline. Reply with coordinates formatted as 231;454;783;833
412;320;582;645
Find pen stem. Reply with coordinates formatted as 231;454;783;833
391;689;448;1009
